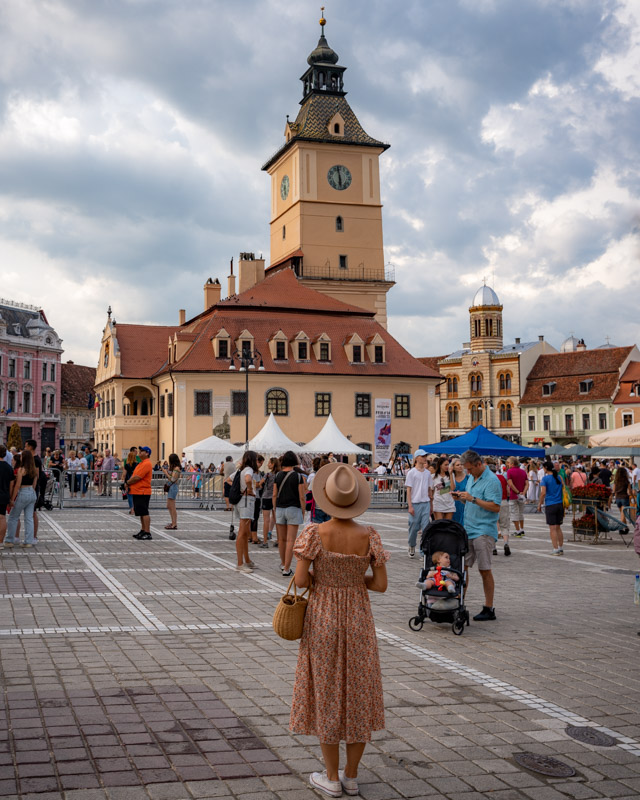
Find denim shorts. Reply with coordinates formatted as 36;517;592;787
167;482;179;500
276;505;304;526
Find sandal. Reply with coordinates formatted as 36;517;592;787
164;524;178;530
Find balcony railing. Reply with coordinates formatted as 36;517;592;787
297;263;395;283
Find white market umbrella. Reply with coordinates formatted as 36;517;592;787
183;434;243;465
246;413;304;455
589;421;640;448
302;414;372;455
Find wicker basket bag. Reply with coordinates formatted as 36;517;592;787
272;575;313;641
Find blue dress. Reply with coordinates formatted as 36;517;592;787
453;475;469;525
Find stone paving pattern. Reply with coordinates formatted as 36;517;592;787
0;505;639;799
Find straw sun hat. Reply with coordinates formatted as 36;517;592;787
311;462;371;519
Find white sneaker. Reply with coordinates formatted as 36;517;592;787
408;546;415;558
551;549;561;556
309;771;342;798
338;769;359;796
247;560;257;569
235;564;254;573
557;548;564;554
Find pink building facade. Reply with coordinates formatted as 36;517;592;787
0;299;63;452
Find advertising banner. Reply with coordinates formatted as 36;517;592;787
213;396;231;439
374;398;392;464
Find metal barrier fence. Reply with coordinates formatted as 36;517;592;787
43;469;409;510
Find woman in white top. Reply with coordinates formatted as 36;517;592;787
432;457;456;519
65;450;81;498
527;461;540;503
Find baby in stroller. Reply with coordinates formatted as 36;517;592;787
416;551;459;595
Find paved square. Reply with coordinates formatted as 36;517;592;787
1;505;639;799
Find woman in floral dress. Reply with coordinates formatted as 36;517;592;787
291;462;389;798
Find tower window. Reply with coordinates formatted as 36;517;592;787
334;122;340;133
282;225;286;240
339;255;348;269
336;216;343;232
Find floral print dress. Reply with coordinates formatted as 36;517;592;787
289;524;390;743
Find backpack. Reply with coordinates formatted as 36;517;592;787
228;470;244;505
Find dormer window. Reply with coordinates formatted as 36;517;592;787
328;112;345;137
365;333;385;365
542;382;556;396
334;122;340;133
268;330;289;362
276;341;286;360
353;345;362;363
320;343;330;361
213;328;232;359
293;331;311;362
579;379;593;394
242;340;252;357
313;333;332;362
298;341;308;360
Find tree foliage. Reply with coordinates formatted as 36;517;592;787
7;422;22;450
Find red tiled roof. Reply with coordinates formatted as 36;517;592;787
61;362;96;408
418;356;446;374
150;270;439;379
520;347;633;406
218;269;372;316
266;249;304;273
614;361;640;404
115;324;177;378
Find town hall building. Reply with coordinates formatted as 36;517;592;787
93;16;440;459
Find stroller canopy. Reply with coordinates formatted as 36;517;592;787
420;425;545;457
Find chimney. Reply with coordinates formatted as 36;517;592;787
515;337;521;344
203;277;221;310
179;309;186;325
238;252;265;294
538;335;544;342
227;257;236;298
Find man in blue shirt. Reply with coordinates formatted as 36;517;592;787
456;449;502;621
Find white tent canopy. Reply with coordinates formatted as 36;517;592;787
246;413;305;455
589;421;640;448
302;414;372;455
183;434;243;466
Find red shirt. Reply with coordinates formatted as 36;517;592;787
497;474;508;501
506;466;527;500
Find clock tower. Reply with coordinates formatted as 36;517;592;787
262;12;394;327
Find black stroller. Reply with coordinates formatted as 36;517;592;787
409;519;470;636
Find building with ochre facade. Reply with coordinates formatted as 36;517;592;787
430;285;556;442
93;17;440;458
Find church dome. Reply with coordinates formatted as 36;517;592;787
307;34;339;65
471;285;500;307
561;335;581;353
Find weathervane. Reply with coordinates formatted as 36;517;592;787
320;6;326;31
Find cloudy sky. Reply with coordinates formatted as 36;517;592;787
1;0;639;365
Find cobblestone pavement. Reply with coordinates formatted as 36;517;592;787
1;506;639;800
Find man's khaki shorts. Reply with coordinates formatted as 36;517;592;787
509;496;525;522
466;535;495;571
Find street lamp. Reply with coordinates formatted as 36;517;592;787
481;399;493;429
228;348;265;446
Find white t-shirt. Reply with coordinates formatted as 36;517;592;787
405;467;433;504
375;465;387;476
78;457;88;473
631;466;640;487
537;467;545;483
241;467;254;501
67;457;81;471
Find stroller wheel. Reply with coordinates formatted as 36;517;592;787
409;616;424;632
452;619;465;635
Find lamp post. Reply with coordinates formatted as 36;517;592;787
228;348;265;447
481;399;493;430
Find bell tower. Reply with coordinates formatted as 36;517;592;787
262;11;394;327
469;284;504;352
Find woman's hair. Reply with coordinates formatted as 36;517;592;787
268;457;280;473
614;467;630;492
280;450;299;468
543;460;560;484
433;457;449;477
240;450;259;472
20;450;37;482
312;457;322;472
126;451;137;466
13;453;22;470
168;453;181;471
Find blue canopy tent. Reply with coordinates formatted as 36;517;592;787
421;425;545;457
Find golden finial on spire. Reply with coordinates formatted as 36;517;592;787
319;6;326;29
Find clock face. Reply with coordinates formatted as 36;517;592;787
280;175;290;200
327;164;352;191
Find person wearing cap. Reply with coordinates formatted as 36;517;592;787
404;449;434;557
127;446;153;540
290;462;389;798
